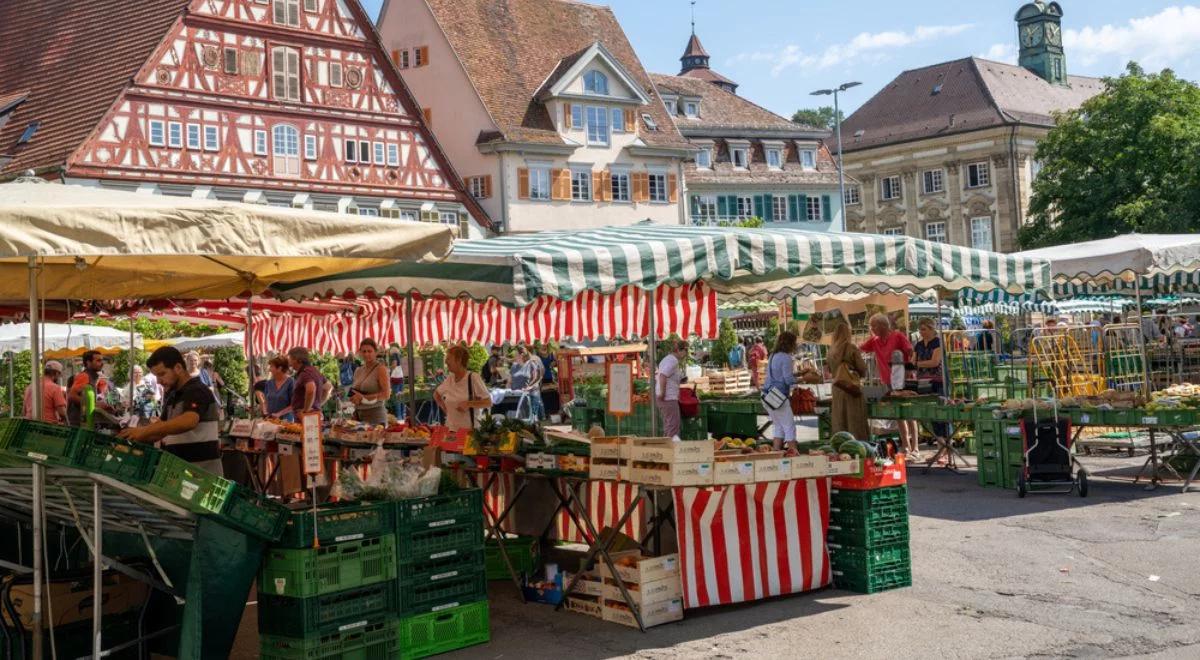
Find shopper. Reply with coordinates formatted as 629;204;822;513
389;354;406;420
119;347;222;475
287;347;332;416
912;318;949;458
67;350;109;426
728;339;746;369
763;331;798;451
827;324;869;442
748;336;768;387
482;346;503;386
656;340;688;438
349;338;390;425
861;314;912;383
200;359;225;408
24;361;67;423
537;345;556;384
435;344;492;433
257;356;296;421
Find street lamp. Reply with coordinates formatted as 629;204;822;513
811;81;861;232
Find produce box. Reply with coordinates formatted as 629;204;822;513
832;458;905;490
629;437;715;464
831;485;907;511
277;500;394;549
395;600;489;660
260;536;397;598
829;541;911;575
630;461;713;487
218;484;289;541
258;581;397;637
591;436;632;460
259;616;398;660
525;452;556;470
394;489;483;534
485;535;538;581
752;456;792;482
596;552;680;585
714;457;755;485
601;597;684;628
827;519;910;549
571;572;605;597
825;458;861;478
143;452;234;515
396;521;484;564
398;548;486;587
564;595;603;618
397;569;488;617
589;458;628;482
833;566;912;594
601;575;682;607
2;421;88;467
791;454;829;479
78;435;160;485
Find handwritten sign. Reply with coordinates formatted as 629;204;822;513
300;412;324;475
606;361;634;417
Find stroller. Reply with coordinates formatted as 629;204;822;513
1017;411;1088;497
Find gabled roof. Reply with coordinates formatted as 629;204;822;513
420;0;689;150
682;34;709;59
841;57;1104;153
679;66;737;88
650;73;824;136
0;0;190;177
536;41;652;105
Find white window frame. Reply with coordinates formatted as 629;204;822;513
373;141;385;165
922;169;945;194
203;125;219;152
529;166;551;201
684;101;699;118
731;147;748;169
344;139;357;163
772;196;791;222
924;221;947;244
273;0;300;26
800;149;816;170
167;121;182;148
610;171;630;203
386;143;399;167
272;124;300;177
570;105;584;130
970;216;994;250
438;210;460;226
806;196;822;222
570;168;593;202
358;206;379;217
399;50;410;69
186;124;201;150
1031;158;1044;182
468;177;487;199
583;70;609;96
611;108;625;134
695;195;718;224
648;172;668;203
359;140;370;165
966;161;991;188
585;106;610;146
881;175;902;201
664;99;678;115
766;148;782;170
304;134;317;160
882;227;905;237
329;61;343;88
414;47;424;67
148;120;165;147
844;184;861;206
252;129;267;156
271;46;301;102
696;146;712;169
303;0;318;11
735;195;754;220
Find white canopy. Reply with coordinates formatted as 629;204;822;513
1017;234;1200;283
168;332;244;351
0;323;141;354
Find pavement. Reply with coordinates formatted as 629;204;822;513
233;452;1200;659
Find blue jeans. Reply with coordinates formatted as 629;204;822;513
530;391;545;420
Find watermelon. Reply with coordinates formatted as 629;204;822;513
830;431;857;450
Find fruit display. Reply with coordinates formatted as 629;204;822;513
1146;384;1200;411
466;415;543;456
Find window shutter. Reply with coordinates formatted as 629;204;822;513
690;195;700;219
667;174;678;203
419;46;430;66
788;195;799;221
753;195;765;219
422;108;432;126
717;195;729;218
272;48;287;99
391;49;400;65
624;111;635;133
635;172;650;202
551;169;568;200
799;194;809;221
483;175;492;199
600;171;612;202
286;50;300;101
822;195;832;222
517;169;530;200
562;103;572;128
592;171;603;202
762;195;774;222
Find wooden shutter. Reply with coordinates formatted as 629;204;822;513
717;195;729;218
667;174;678;203
598;171;612;202
517;169;530;200
272;47;287;99
391;49;401;65
624;110;635;133
551;169;570;200
788;195;799;222
563;103;572;128
592;171;603;202
753;195;765;220
822;195;832;222
422;108;432;126
286;49;300;101
483;175;493;199
632;172;647;202
418;46;430;66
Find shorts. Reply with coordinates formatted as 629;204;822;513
766;404;796;442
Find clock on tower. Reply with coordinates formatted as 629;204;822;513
1015;1;1068;86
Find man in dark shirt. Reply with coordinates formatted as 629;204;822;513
67;350;110;426
288;347;332;414
119;346;223;475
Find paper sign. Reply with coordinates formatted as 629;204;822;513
300;412;323;475
606;361;634;417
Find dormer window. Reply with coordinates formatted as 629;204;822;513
664;99;677;115
801;149;817;170
731;147;748;169
684;102;699;118
766;148;782;169
583;70;609;95
695;146;712;169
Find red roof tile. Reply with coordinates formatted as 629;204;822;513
681;34;709;59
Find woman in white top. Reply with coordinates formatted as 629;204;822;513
435;345;492;432
655;340;688;438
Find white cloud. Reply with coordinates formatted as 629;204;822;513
979;43;1017;65
731;23;974;77
1066;5;1200;68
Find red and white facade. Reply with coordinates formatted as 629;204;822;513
64;0;487;235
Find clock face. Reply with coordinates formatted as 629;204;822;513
1045;23;1062;46
1021;23;1044;48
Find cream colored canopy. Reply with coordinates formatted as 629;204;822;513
0;181;454;299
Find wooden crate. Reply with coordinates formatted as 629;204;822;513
705;370;753;396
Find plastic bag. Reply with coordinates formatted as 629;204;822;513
332;444;442;501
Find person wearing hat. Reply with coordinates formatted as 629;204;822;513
24;361;67;423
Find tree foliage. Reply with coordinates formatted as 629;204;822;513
1019;64;1200;248
0;351;32;417
764;316;781;351
83;317;224;340
110;349;149;388
709;319;738;368
791;106;843;129
213;347;247;395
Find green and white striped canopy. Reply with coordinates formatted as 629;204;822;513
277;225;1051;307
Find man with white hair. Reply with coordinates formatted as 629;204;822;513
860;313;912;383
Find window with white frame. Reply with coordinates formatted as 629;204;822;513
203;125;219;151
528;167;550;201
735;195;754;219
439;211;460;226
731;147;748;169
168;122;182;148
585;106;610;146
882;227;905;237
970;216;993;250
359;140;370;164
664;98;677;115
343;139;357;163
148;120;165;146
583;70;609;95
467;177;487;199
329;62;343;87
966;161;991;188
273;0;300;26
648;172;667;203
358;206;379;217
844;184;861;206
611;108;625;133
570;105;584;130
695;195;717;224
186;124;201;150
684;101;699;118
1031;158;1043;182
922;169;944;194
303;0;318;11
272;124;300;176
766;148;782;169
806;196;822;222
772;196;791;222
611;171;630;202
800;149;816;169
254;129;268;155
386;143;399;166
271;46;301;101
924;221;947;243
373;141;385;165
696;146;712;169
304;134;317;160
881;175;902;201
571;168;592;201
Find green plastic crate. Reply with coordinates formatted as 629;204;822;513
78;435;160;484
397;569;487;617
396;600;490;660
277;500;395;549
398;548;485;586
0;417;24;450
828;521;910;549
2;421;88;467
394;489;483;533
829;541;910;574
485;536;537;580
258;581;398;638
833;565;912;594
143;452;234;514
261;536;397;598
397;520;484;564
829;503;908;527
213;483;288;541
260;616;399;660
830;485;908;511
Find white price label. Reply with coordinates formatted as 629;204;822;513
1079;414;1090;424
1142;416;1158;425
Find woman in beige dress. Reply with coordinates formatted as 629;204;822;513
827;323;870;441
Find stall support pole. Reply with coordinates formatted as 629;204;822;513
1134;279;1152;394
129;320;136;407
246;298;255;418
29;256;41;420
405;294;417;424
31;463;43;660
648;290;658;437
92;481;103;657
8;353;13;418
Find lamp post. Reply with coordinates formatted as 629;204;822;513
811;82;860;233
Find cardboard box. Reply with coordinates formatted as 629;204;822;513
791;455;829;479
564;595;603;618
753;457;792;482
602;597;684;628
826;458;861;476
630;462;713;487
591;436;632;460
557;454;590;472
602;575;682;606
570;573;605;597
714;458;755;485
596;553;680;585
630;438;715;464
589;459;629;482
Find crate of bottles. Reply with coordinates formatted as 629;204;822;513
260;536;398;599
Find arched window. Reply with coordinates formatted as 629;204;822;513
273;124;300;176
583;70;609;95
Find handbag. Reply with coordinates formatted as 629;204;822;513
761;386;789;411
833;361;863;398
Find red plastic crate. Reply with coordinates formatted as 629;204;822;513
832;457;907;491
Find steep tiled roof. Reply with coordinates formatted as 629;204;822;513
424;0;689;150
685;143;840;187
679;66;737;88
681;34;709;59
0;0;190;178
841;57;1103;153
650;73;822;134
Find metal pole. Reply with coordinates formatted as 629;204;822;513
405;294;417;424
92;481;103;657
246;298;255;418
834;89;846;233
8;353;13;418
647;291;658;437
31;463;43;660
29;256;41;420
129;319;136;410
1134;278;1151;394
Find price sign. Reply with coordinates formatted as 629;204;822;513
300;412;324;475
606;361;634;417
1141;416;1158;426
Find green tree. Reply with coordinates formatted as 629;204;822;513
213;347;247;396
1020;63;1200;248
0;351;32;417
791;106;842;129
709;319;738;368
83;317;223;340
467;344;488;373
110;349;149;388
764;316;781;350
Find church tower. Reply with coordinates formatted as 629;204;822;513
677;3;739;94
1016;1;1068;85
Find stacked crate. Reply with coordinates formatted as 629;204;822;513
827;485;912;594
975;420;1023;490
258;491;489;660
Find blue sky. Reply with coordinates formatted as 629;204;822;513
360;1;1200;118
